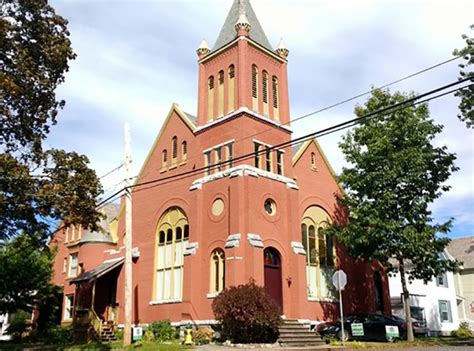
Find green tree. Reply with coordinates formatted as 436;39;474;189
327;89;459;341
0;233;56;315
453;24;473;128
1;0;103;243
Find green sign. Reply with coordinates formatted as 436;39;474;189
351;323;364;336
385;325;399;338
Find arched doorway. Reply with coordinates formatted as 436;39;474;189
263;247;283;311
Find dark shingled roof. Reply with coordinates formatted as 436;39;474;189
79;203;119;244
184;112;197;126
446;236;474;269
70;257;124;284
212;0;273;52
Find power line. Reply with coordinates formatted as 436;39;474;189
99;163;125;179
139;55;463;181
96;78;471;209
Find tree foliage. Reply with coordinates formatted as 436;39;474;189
212;279;282;343
0;0;103;243
326;88;459;340
453;24;474;128
0;233;56;315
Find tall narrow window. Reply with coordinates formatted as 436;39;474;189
210;249;225;294
65;227;69;243
438;300;452;322
252;65;258;111
311;152;317;170
181;142;187;162
301;206;335;298
277;150;283;175
208;76;214;121
265;146;272;172
215;147;222;173
63;257;67;273
272;76;279;120
218;70;224;116
172;136;178;160
64;295;74;320
262;71;269;116
226;143;233;169
161;149;168;171
204;151;211;176
254;142;262;168
154;207;189;302
68;253;78;278
228;65;235;112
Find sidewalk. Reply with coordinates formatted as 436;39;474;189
196;344;343;351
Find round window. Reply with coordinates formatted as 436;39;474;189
264;199;276;216
211;198;225;216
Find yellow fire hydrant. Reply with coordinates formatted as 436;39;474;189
184;328;193;345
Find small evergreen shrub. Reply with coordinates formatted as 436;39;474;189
6;310;31;340
192;326;214;345
212;279;282;343
147;320;177;341
451;323;473;338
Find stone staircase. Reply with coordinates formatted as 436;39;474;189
100;321;118;342
278;319;325;347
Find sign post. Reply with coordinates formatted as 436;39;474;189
332;270;347;346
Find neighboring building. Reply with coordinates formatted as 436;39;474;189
389;253;460;336
0;313;11;341
447;236;474;329
51;0;390;338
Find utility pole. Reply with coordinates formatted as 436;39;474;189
123;123;133;347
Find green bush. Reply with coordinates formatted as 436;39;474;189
147;320;177;341
6;310;31;340
212;279;282;343
451;323;473;338
192;326;214;345
38;325;72;344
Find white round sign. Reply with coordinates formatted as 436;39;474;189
332;270;347;291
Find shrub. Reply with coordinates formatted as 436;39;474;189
38;325;72;344
147;320;177;341
451;323;473;338
6;310;31;340
212;279;282;343
192;326;214;345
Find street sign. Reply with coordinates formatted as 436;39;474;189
332;270;347;291
351;323;364;336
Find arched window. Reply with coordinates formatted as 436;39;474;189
181;141;187;162
252;65;258;111
228;65;235;112
301;206;335;298
208;76;214;120
161;149;167;170
218;70;224;116
154;207;189;302
210;249;225;294
311;152;316;170
272;76;279;120
172;136;178;160
262;71;269;115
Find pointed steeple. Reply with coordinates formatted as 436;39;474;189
212;0;273;52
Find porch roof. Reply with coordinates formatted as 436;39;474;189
70;257;124;284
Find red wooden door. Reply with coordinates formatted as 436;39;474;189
264;248;283;311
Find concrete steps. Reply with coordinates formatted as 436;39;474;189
100;322;118;342
278;320;325;347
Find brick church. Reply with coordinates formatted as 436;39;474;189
51;0;390;336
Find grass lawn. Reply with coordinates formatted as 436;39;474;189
0;340;191;350
328;336;474;348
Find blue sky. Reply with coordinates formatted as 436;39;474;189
47;0;473;238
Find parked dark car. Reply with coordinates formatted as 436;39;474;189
316;314;407;342
392;315;429;336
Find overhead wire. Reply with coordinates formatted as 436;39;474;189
96;77;472;209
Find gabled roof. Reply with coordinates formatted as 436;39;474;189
213;0;273;52
70;257;124;284
446;236;474;269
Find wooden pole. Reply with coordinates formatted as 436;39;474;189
123;123;133;346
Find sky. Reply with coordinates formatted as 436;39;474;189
47;0;473;238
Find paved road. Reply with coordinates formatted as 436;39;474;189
197;345;474;351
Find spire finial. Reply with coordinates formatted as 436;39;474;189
196;39;210;58
235;0;251;36
276;38;289;59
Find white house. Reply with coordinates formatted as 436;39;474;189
0;313;11;341
388;253;460;336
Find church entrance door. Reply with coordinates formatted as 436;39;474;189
264;247;283;311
